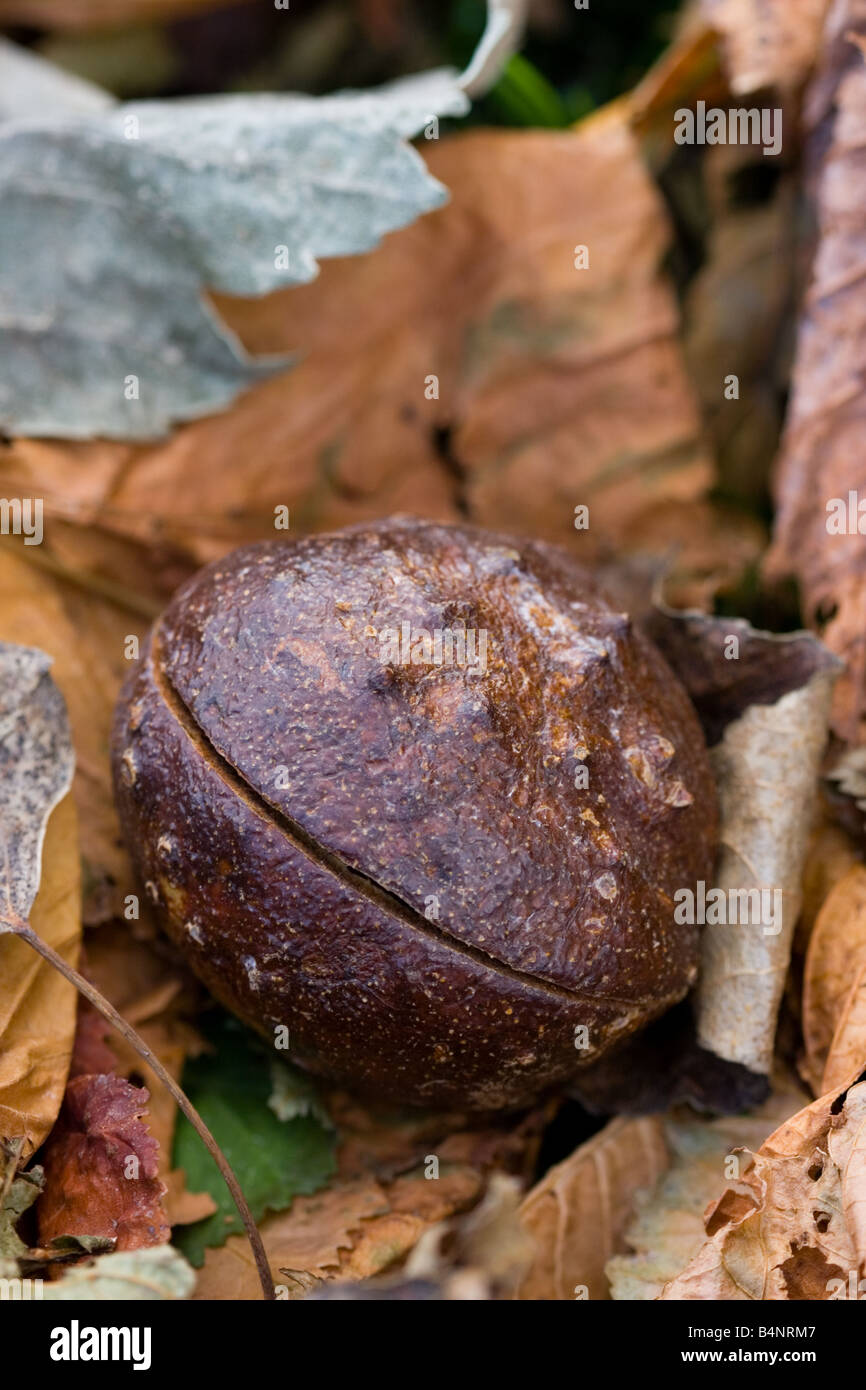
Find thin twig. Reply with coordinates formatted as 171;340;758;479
5;916;275;1301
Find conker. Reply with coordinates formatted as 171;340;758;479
111;518;717;1111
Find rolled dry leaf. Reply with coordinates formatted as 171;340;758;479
695;652;837;1076
803;864;866;1092
515;1116;669;1301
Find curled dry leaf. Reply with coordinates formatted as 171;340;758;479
660;1074;866;1300
37;1073;169;1252
697;648;836;1075
646;615;838;1078
803;865;866;1091
607;1076;809;1300
699;0;831;93
516;1116;669;1301
767;8;866;745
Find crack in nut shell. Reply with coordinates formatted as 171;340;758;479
111;518;717;1110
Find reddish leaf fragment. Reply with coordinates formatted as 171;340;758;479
38;1073;169;1251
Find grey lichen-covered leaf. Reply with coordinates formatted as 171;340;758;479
40;1245;196;1300
0;1;522;441
0;643;74;932
0;38;114;122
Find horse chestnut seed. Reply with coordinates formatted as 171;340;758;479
112;518;717;1111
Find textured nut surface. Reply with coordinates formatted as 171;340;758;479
111;518;717;1110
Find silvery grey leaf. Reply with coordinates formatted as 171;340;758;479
0;38;114;122
460;0;529;98
0;0;522;442
0;643;74;931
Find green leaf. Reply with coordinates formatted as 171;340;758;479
487;54;571;129
172;1016;336;1268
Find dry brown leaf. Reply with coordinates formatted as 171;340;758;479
699;0;831;93
193;1177;390;1300
1;116;712;567
0;794;81;1157
803;864;866;1092
767;9;866;746
797;817;862;956
0;0;252;28
516;1116;669;1301
607;1076;811;1300
660;1075;866;1300
192;1164;484;1300
823;963;866;1093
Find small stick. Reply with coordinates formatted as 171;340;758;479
4;915;275;1301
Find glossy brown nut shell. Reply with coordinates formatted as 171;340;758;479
111;518;717;1111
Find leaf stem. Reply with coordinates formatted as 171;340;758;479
5;916;275;1301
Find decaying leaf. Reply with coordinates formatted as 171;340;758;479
767;10;866;745
660;1074;866;1299
35;1243;196;1300
0;1163;42;1260
516;1116;669;1301
37;1073;169;1251
608;1076;809;1300
803;865;866;1091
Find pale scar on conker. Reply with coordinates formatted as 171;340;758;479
111;517;717;1111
